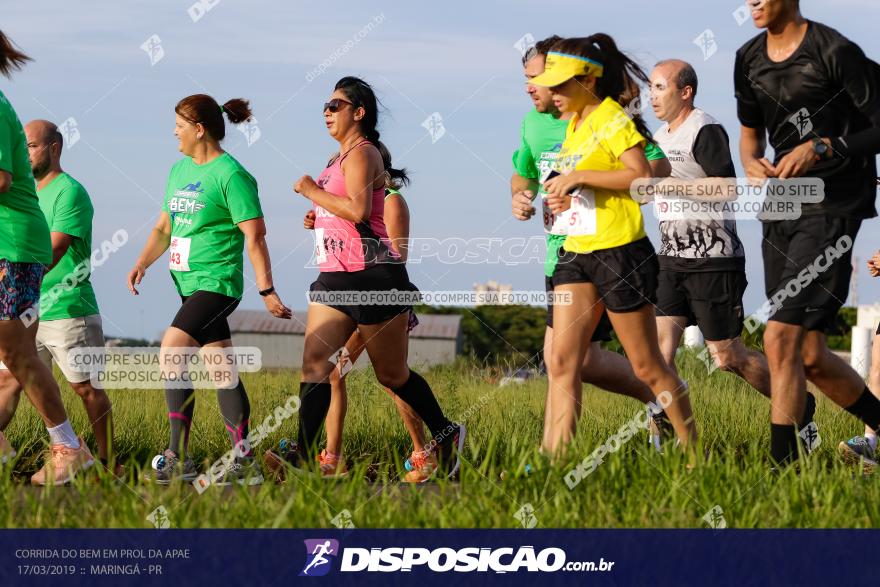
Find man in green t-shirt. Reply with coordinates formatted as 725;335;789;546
0;119;120;475
510;36;674;452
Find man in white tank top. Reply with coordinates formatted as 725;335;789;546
648;59;816;429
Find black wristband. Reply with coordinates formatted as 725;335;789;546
259;286;275;297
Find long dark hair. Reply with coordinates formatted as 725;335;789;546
551;34;654;142
0;31;31;78
175;94;253;141
334;76;410;187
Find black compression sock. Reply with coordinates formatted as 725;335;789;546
800;393;817;429
845;388;880;432
391;370;453;439
297;382;331;460
165;385;195;456
218;380;251;459
770;424;799;466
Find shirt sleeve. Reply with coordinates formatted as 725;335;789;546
50;183;91;239
604;113;646;160
512;118;538;179
0;116;16;175
225;170;263;224
734;49;764;129
826;37;880;157
692;124;737;177
644;141;666;161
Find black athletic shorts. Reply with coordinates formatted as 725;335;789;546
171;290;240;346
310;262;418;325
544;275;612;341
762;215;860;332
656;269;747;341
551;237;659;313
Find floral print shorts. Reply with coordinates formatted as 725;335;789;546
0;260;45;321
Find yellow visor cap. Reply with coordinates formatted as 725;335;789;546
530;52;604;87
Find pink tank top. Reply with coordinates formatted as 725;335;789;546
313;141;397;272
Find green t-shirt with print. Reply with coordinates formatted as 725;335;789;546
0;91;51;265
38;173;99;320
162;153;262;299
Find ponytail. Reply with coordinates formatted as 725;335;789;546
221;98;253;125
376;139;410;188
0;31;31;78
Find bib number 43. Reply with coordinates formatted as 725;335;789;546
169;236;192;272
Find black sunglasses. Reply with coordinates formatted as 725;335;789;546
323;98;354;113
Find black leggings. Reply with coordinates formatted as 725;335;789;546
170;290;240;345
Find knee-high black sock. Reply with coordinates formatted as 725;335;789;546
391;371;453;440
770;423;799;466
218;380;251;459
165;385;195;457
297;382;331;460
845;387;880;431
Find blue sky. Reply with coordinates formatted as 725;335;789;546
4;0;879;339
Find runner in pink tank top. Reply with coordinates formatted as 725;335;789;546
273;76;465;484
313;139;397;272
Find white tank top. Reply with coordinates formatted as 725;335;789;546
654;108;744;265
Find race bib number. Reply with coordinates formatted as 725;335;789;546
539;164;596;236
169;236;191;272
543;188;597;236
314;227;327;264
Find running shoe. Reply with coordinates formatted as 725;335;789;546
317;449;349;479
649;410;675;453
838;436;877;472
214;457;264;486
148;449;198;485
403;423;466;483
402;449;439;483
0;431;15;465
404;450;421;472
30;437;95;486
263;438;305;481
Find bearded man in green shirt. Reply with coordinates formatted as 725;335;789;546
0;119;121;477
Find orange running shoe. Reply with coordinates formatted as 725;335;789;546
31;437;95;486
317;449;349;479
402;449;439;483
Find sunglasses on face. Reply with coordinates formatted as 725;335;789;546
323;98;353;113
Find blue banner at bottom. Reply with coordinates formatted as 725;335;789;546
0;529;871;585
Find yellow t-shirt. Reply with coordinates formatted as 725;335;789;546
555;97;647;253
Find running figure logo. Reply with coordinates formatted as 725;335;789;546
140;34;165;66
693;29;718;61
788;108;813;139
300;539;339;577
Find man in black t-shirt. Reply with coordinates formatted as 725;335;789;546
735;0;880;467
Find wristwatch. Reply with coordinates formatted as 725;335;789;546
812;137;831;160
259;286;275;297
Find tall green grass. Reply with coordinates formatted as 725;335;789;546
1;352;878;528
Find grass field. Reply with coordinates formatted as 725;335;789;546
1;351;879;529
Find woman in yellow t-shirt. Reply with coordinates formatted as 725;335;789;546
531;34;697;457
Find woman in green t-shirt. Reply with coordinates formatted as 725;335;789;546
0;31;95;486
127;94;291;487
